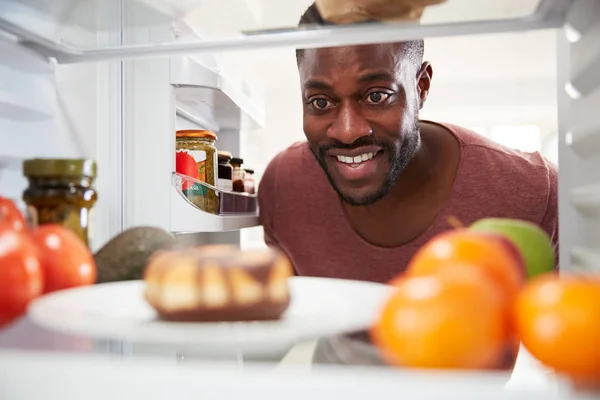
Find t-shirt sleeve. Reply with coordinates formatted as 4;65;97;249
258;155;280;249
540;161;559;268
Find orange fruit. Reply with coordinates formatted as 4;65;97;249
397;261;510;309
515;273;600;383
371;269;511;370
405;229;526;303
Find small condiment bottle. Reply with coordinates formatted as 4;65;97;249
230;157;245;193
243;168;255;195
22;158;98;248
217;151;233;192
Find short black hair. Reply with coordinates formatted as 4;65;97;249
296;3;424;68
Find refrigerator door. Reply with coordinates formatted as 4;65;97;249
557;0;600;272
0;0;127;251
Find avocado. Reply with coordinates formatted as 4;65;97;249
94;226;177;283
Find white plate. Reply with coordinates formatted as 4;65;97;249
28;277;393;359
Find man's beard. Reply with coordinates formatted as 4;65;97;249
311;119;421;206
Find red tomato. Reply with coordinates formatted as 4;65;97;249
0;196;27;232
0;228;43;328
31;224;96;293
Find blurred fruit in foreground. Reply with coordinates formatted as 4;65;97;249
0;228;43;327
515;273;600;383
395;262;514;323
404;229;526;303
0;196;27;232
372;269;511;370
470;218;555;278
94;226;176;283
31;224;96;293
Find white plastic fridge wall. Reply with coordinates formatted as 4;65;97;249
557;0;600;272
0;2;124;252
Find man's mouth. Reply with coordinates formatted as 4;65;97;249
335;152;376;164
327;148;384;181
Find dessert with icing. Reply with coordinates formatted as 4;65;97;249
143;245;293;322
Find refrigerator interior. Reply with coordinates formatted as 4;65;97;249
0;0;582;252
0;0;599;395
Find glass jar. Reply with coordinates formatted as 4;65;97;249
22;158;98;248
175;130;219;214
243;168;255;195
217;151;233;192
230;157;245;193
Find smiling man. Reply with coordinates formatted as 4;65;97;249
258;3;558;282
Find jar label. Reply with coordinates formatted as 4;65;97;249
218;178;233;192
176;150;206;181
176;149;210;196
25;204;92;247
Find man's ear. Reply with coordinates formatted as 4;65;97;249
416;62;433;109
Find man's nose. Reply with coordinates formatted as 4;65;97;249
327;102;373;144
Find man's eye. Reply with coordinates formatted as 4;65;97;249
310;98;334;110
365;92;390;104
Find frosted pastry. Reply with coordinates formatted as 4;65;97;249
143;245;293;322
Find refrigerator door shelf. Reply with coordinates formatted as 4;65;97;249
175;102;220;133
170;172;259;233
0;36;55;121
170;185;260;233
571;246;600;273
565;126;600;159
0;87;54;121
570;183;600;219
171;55;265;130
0;0;198;40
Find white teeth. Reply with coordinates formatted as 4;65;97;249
336;153;375;164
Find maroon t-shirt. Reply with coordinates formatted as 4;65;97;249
258;122;559;283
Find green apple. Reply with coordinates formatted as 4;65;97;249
470;218;555;279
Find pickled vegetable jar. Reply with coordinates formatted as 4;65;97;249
175;130;219;214
22;158;97;247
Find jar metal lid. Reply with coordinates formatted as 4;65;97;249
23;158;97;178
176;130;218;140
217;150;232;161
230;157;244;165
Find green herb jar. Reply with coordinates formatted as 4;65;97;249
23;158;97;247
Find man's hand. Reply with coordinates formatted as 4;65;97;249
315;0;447;24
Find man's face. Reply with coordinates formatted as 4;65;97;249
299;43;429;206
